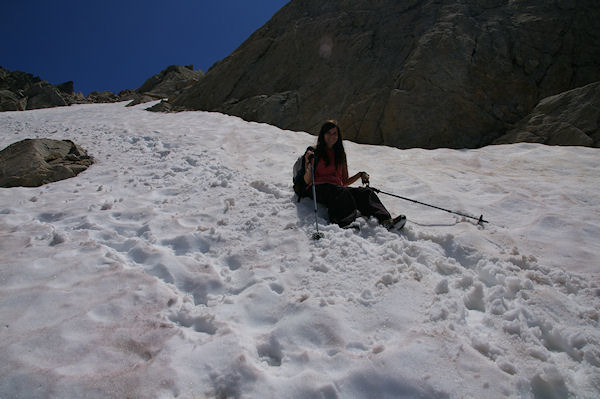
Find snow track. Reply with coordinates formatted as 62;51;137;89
1;103;599;398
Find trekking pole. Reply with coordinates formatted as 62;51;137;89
310;156;324;240
368;186;488;225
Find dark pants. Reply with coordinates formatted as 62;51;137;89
309;184;391;227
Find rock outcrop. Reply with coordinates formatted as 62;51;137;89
0;139;94;187
154;0;600;149
494;81;600;147
127;65;203;106
23;82;68;109
0;67;87;111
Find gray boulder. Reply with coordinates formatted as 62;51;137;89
494;81;600;147
24;82;68;110
155;0;600;149
0;139;94;187
0;89;27;111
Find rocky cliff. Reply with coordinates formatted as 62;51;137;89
155;0;600;149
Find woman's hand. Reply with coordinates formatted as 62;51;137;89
360;171;370;185
304;149;314;169
303;149;314;184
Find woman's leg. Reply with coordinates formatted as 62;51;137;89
312;184;358;227
350;187;391;223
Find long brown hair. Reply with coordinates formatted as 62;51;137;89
316;120;347;167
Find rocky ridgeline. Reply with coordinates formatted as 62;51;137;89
152;0;600;148
0;65;203;112
0;68;83;111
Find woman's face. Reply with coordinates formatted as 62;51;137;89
324;127;339;149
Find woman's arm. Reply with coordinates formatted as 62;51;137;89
342;162;368;186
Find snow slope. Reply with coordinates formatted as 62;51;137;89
0;102;599;398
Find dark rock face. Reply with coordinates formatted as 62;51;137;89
494;81;600;147
0;139;94;187
127;65;203;106
158;0;600;149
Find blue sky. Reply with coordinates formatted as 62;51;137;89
2;0;290;95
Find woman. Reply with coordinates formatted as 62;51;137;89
303;120;405;229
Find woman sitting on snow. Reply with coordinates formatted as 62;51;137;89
302;120;405;229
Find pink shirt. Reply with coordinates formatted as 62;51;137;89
314;149;343;186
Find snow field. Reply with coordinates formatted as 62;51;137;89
0;102;599;398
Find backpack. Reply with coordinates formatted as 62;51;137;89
293;146;315;201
